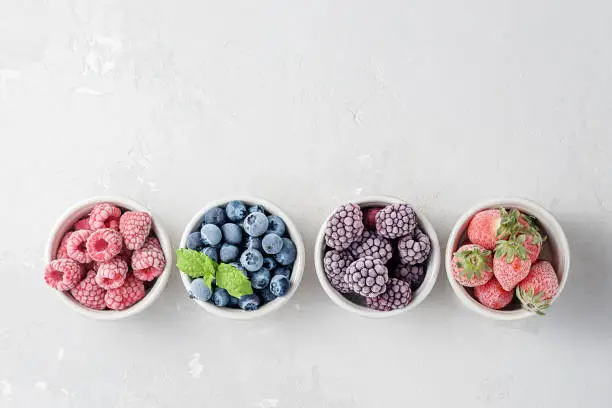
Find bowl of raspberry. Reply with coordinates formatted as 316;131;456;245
314;196;441;317
44;197;173;320
178;197;305;319
445;197;570;320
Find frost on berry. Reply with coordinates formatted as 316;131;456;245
375;203;417;239
88;203;122;231
325;203;364;250
44;259;83;291
344;256;389;298
398;228;431;266
366;278;412;311
86;228;123;263
131;237;166;281
394;264;426;291
56;231;73;259
95;257;128;290
119;211;152;250
67;229;93;264
105;275;146;310
70;271;107;310
323;250;353;293
348;230;393;263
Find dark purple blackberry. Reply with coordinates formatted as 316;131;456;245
394;263;426;291
344;256;389;298
325;203;364;250
398;228;431;265
375;203;417;239
323;250;353;294
366;278;412;311
348;230;393;264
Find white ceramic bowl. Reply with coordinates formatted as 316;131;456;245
179;197;305;320
445;197;570;320
314;196;441;318
45;196;173;320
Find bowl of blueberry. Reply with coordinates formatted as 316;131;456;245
178;197;305;319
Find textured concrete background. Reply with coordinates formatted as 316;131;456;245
1;1;611;407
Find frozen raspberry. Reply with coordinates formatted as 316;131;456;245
119;211;152;250
88;203;122;231
142;236;161;251
70;270;107;310
398;228;431;265
366;278;412;311
344;256;389;298
363;207;383;230
66;229;93;264
394;264;426;291
323;250;353;293
95;257;128;289
86;228;123;262
44;258;83;291
348;230;393;263
74;217;90;230
375;203;417;239
118;245;132;264
325;203;364;250
104;274;146;310
55;231;73;259
132;237;166;281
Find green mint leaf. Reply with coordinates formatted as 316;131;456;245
216;263;253;298
176;248;217;289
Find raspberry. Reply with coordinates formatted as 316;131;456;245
398;228;431;265
88;203;122;231
119;211;152;250
375;203;417;239
363;207;383;230
394;263;426;291
56;231;73;259
323;250;353;293
325;203;364;250
74;217;90;230
131;237;166;281
66;229;93;264
95;257;128;289
348;230;393;263
86;228;123;263
344;256;389;298
70;270;106;310
104;274;146;310
44;258;83;291
366;278;412;311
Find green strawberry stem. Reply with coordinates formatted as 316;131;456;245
516;286;551;316
495;235;529;263
455;247;491;281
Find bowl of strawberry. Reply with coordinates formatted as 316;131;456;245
44;197;172;319
445;197;570;320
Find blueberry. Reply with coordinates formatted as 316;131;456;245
267;215;286;236
201;246;219;263
262;257;277;270
258;287;277;303
226;201;247;222
212;287;230;307
187;232;203;250
243;212;269;237
250;268;271;290
274;266;292;279
240;248;264;272
200;224;222;246
239;294;261;311
221;223;242;245
229;262;248;276
248;204;266;214
270;275;290;297
262;233;283;255
275;238;297;266
220;244;240;263
245;236;262;251
228;296;240;308
189;278;212;301
204;207;226;226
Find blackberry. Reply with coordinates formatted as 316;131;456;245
366;278;412;311
394;264;425;291
375;203;417;239
344;256;389;298
325;203;364;250
348;230;393;264
323;250;353;294
398;228;431;265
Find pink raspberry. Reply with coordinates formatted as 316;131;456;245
131;237;166;281
70;270;107;310
119;211;152;250
66;229;93;264
44;259;83;291
74;217;91;230
105;274;146;310
86;228;123;262
95;257;128;289
88;203;122;231
56;231;73;259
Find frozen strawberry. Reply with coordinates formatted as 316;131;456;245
70;270;106;310
517;260;559;315
467;208;522;250
44;258;83;291
493;235;531;291
104;274;146;310
66;229;93;264
119;211;152;250
451;244;493;287
474;278;514;310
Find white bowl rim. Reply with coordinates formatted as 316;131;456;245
313;195;441;318
178;196;305;320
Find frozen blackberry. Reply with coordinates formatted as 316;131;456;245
348;230;393;264
366;278;412;311
325;203;364;250
375;203;417;239
344;256;389;298
323;250;353;293
398;228;431;265
394;264;425;291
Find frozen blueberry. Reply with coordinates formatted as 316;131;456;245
243;212;269;237
240;248;264;272
189;278;212;301
245;236;262;251
204;207;226;226
228;295;240;308
220;244;240;263
270;275;290;297
239;294;261;311
201;246;219;263
187;232;203;250
262;257;277;270
258;287;277;303
275;238;297;266
226;201;247;222
201;224;222;246
248;204;266;214
251;268;271;290
229;262;248;276
274;266;292;279
262;233;283;255
221;223;242;245
267;215;286;236
212;287;230;307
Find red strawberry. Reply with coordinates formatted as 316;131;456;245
119;211;152;250
451;244;494;287
474;278;514;310
493;235;531;291
467;208;522;250
516;260;559;315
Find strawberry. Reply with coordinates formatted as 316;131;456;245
493;235;531;291
451;244;494;287
517;214;545;262
516;260;559;315
467;208;521;250
474;277;514;310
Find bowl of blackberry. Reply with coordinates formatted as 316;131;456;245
314;196;440;317
178;197;305;319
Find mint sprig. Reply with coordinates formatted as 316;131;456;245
216;263;253;299
176;248;217;289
